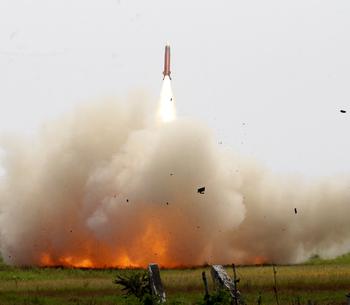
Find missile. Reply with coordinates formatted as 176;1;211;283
163;44;171;79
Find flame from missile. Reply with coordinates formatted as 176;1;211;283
157;76;176;123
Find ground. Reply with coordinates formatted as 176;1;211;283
0;255;350;305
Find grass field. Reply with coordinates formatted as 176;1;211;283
0;255;350;305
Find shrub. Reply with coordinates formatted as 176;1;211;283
114;271;155;305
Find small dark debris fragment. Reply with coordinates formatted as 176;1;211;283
197;187;205;194
70;230;73;233
294;208;297;214
126;199;129;203
196;226;200;229
170;98;173;101
166;202;169;205
340;110;347;113
170;173;174;176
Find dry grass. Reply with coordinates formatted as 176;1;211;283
0;262;349;304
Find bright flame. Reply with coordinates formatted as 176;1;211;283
157;76;176;123
40;253;94;268
60;257;93;268
114;254;141;268
38;223;176;269
40;253;54;266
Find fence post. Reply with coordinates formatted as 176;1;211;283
148;263;166;303
202;271;210;299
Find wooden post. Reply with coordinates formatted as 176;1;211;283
210;264;240;303
232;264;239;305
272;265;280;305
257;292;262;305
202;271;210;300
148;263;166;303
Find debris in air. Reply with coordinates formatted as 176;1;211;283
340;110;347;113
126;199;129;203
197;187;205;194
294;208;297;214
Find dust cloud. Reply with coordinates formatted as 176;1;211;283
0;90;349;267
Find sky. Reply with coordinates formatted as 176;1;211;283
0;0;350;177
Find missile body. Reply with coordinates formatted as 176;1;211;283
163;45;171;79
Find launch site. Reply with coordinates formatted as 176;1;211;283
1;0;350;304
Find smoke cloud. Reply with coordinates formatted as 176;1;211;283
0;93;349;267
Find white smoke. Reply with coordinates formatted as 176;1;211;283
0;89;349;267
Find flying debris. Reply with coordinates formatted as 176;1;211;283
340;110;347;113
163;44;171;79
294;208;297;214
198;187;206;194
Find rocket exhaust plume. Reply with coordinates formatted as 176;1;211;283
0;45;350;268
158;44;176;123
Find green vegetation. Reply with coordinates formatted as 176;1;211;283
114;271;155;305
0;256;349;304
306;252;350;265
197;290;232;305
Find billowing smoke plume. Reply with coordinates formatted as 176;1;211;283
0;91;349;267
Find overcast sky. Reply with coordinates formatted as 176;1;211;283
1;0;350;176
